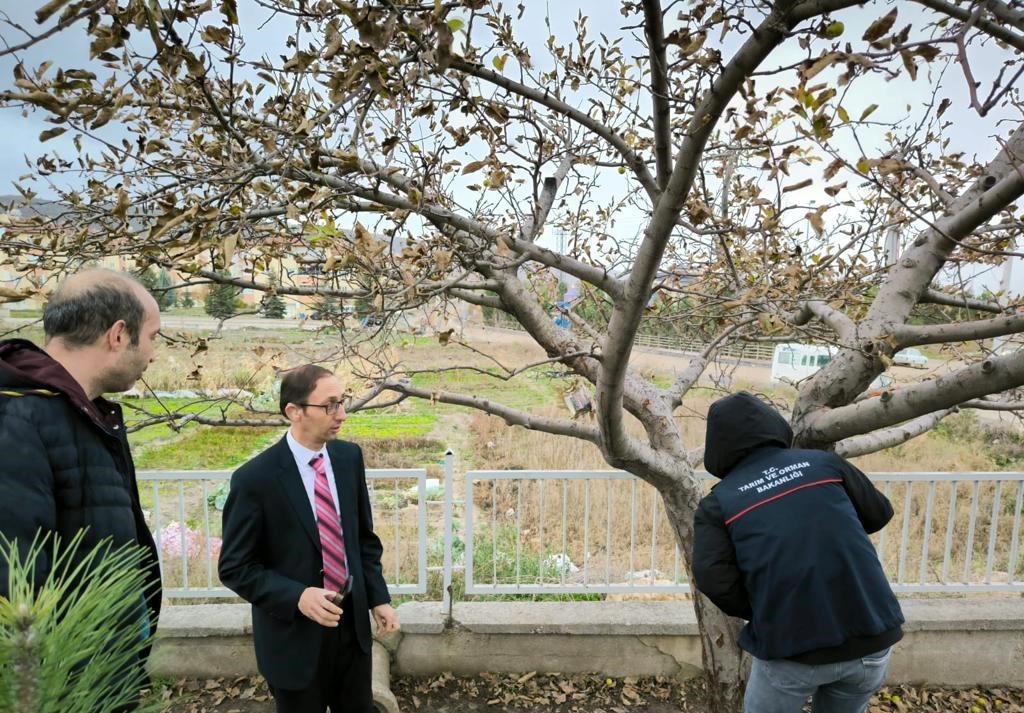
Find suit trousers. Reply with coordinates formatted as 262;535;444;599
271;601;374;713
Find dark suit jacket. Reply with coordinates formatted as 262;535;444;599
218;436;390;690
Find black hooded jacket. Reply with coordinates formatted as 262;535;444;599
0;339;161;633
692;392;903;663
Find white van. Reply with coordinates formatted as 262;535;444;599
770;342;895;391
770;343;836;386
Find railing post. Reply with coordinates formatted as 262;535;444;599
441;449;455;624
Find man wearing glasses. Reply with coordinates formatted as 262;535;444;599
219;363;399;713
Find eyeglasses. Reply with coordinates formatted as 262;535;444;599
295;399;348;415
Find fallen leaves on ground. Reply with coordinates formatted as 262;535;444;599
870;686;1024;713
145;676;274;712
146;674;1024;712
392;672;687;712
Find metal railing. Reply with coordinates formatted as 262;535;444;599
632;333;776;361
141;465;1024;601
872;472;1024;593
460;470;1024;596
462;470;690;596
140;468;430;599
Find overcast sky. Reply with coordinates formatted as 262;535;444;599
1;3;1015;189
2;2;1022;290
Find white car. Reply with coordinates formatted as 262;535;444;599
893;348;928;369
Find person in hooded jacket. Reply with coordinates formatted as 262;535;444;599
692;391;903;713
0;268;163;701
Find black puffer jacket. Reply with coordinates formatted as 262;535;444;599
692;391;903;663
0;339;161;631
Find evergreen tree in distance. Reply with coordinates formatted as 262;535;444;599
204;274;239;319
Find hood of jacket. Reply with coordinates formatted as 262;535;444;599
0;338;110;427
703;391;793;478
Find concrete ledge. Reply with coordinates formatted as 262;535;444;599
150;598;1024;687
451;601;700;636
390;601;446;635
890;598;1024;686
899;597;1024;630
156;603;253;637
150;632;257;679
392;601;704;679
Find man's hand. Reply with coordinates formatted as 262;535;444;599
372;603;400;637
298;587;343;627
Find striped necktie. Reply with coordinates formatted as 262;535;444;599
309;454;349;594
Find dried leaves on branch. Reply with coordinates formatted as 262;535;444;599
5;3;1024;710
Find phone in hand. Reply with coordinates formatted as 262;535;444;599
329;577;352;607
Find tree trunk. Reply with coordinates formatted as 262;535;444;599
691;589;749;712
663;483;749;713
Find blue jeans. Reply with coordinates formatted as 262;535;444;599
744;647;892;713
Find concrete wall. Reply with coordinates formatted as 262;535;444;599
151;598;1024;687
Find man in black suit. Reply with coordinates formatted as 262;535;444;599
219;364;399;713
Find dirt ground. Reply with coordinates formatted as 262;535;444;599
462;325;936;390
150;673;1024;713
460;326;1023;433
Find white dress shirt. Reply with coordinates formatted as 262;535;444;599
286;429;341;518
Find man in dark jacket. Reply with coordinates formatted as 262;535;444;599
0;269;163;684
692;391;903;713
219;364;399;713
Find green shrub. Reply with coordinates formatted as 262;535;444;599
0;533;161;713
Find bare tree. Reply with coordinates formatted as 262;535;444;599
3;1;1024;709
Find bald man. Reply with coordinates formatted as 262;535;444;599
0;268;163;702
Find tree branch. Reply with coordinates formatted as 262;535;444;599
911;0;1024;52
126;413;287;432
449;57;661;200
642;0;671;189
804;354;1024;443
687;445;705;470
981;0;1024;28
835;408;956;459
669;319;757;404
283;166;625;298
962;397;1024;411
794;124;1024;421
896;312;1024;346
448;287;504;310
920;289;1002;313
196;74;250;150
906;162;954;207
787;300;857;341
601;1;816;461
382;379;602;442
521;155;574;243
790;0;881;22
892;132;1024;305
0;0;105;58
954;9;992;117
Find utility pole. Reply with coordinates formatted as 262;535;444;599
994;245;1016;354
883;226;900;268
